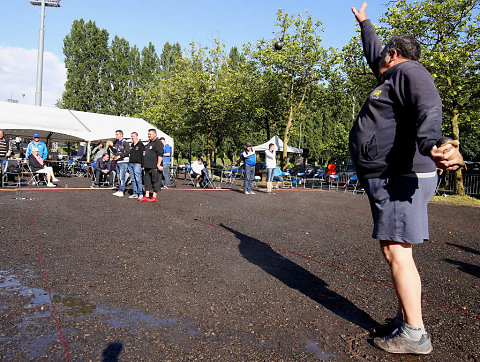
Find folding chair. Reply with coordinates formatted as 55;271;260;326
202;169;219;189
253;175;261;189
24;160;45;187
311;172;324;189
64;159;75;177
186;167;198;187
344;175;359;193
74;161;89;177
2;160;21;187
328;174;339;190
168;165;177;187
282;172;293;188
91;162;111;187
294;172;306;188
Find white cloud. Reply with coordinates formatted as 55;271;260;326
0;45;66;108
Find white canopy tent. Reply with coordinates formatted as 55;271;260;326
253;135;303;154
0;101;174;161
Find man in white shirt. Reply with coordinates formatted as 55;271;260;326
191;158;206;187
265;143;277;193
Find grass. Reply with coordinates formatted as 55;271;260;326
431;194;480;207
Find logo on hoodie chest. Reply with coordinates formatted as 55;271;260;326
371;90;383;99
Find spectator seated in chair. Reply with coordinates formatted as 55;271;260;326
92;153;114;188
191;158;208;187
272;166;284;189
28;147;58;187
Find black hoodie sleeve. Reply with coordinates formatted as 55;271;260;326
402;67;443;155
360;19;384;82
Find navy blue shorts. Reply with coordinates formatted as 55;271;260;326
363;174;437;244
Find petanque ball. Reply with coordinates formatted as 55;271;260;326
274;41;283;50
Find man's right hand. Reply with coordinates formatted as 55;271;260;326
352;2;367;23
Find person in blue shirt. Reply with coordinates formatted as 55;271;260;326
273;166;284;189
26;133;48;160
160;137;172;188
240;141;256;194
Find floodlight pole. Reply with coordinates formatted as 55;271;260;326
31;0;61;106
34;0;46;106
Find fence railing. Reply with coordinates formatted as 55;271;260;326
437;172;480;196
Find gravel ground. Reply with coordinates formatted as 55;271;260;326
0;177;479;361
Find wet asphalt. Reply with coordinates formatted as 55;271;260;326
0;177;479;361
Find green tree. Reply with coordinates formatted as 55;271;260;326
60;19;110;112
246;9;330;168
109;36;141;116
160;42;182;76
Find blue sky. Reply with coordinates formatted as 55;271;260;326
0;1;388;107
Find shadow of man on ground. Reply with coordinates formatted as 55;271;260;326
221;224;379;332
444;258;480;278
102;342;123;362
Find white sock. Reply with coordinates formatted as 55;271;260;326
399;322;426;341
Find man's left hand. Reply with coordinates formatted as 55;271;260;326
431;144;460;171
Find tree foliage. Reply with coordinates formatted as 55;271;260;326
60;5;480;172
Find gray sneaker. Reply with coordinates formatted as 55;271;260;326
371;317;403;337
373;333;432;355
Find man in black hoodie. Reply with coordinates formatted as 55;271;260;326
112;130;131;197
350;2;462;355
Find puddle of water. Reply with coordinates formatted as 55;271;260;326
305;339;335;360
1;269;201;338
52;295;96;317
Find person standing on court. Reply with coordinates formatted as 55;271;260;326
26;133;48;160
240;142;256;195
159;137;171;188
350;2;462;355
128;132;145;199
138;129;163;203
0;129;11;183
112;130;131;197
265;143;277;194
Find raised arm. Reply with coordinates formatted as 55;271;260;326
352;2;384;81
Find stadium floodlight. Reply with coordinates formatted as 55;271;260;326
30;0;61;106
30;0;61;7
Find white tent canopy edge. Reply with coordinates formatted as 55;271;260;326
253;135;303;154
0;101;174;161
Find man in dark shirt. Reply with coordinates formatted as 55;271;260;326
138;129;163;203
112;130;131;197
91;153;114;187
128;131;145;199
0;130;10;159
351;2;462;355
0;130;11;185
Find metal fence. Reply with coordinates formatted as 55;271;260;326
437;172;480;196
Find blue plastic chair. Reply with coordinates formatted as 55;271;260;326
2;160;21;187
328;174;339;190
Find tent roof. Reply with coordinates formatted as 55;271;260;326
0;101;173;146
253;135;303;154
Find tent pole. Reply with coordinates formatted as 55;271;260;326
87;141;91;162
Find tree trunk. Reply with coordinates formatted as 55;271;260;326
451;109;465;196
281;105;294;170
265;116;271;140
206;129;212;173
281;76;307;170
